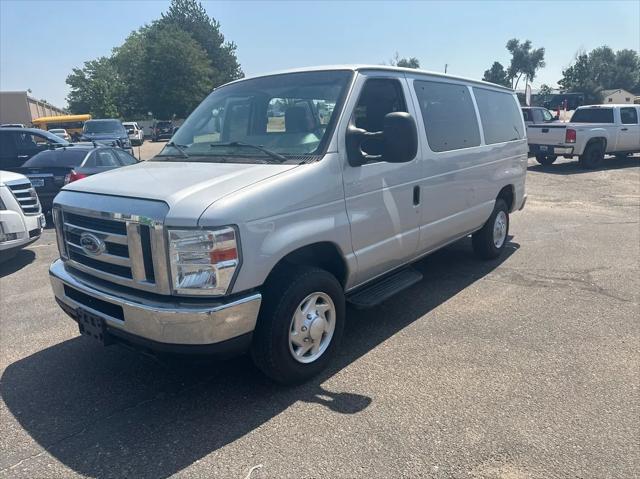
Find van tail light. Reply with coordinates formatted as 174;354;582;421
565;128;576;143
64;170;88;184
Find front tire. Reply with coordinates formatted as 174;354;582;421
472;199;509;260
579;142;605;169
535;154;557;166
251;265;345;384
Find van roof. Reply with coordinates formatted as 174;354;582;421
224;64;514;92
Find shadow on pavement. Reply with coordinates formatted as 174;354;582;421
528;154;639;175
0;249;36;277
1;237;518;478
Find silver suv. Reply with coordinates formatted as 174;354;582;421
49;66;527;383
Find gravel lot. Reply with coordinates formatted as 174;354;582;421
1;155;638;478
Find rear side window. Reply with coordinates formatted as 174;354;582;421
414;80;480;152
23;149;87;167
620;107;638;124
114;149;138;165
94;149;120;167
522;109;532;122
570;108;614;123
473;88;524;144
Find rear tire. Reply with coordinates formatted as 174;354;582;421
472;199;509;260
535;154;557;166
579;142;605;169
251;265;345;384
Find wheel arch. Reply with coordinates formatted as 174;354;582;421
265;242;349;289
497;184;515;212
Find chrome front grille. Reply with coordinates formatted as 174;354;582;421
54;197;171;295
7;181;41;215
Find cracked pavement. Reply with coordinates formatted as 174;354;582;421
1;155;638;478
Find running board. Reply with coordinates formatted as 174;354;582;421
347;268;423;309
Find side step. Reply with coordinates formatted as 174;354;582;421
347;268;423;309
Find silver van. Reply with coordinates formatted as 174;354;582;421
49;66;527;383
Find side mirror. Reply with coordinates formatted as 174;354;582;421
346;112;418;166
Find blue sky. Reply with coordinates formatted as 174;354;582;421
1;0;638;108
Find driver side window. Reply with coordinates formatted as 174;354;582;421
353;79;407;156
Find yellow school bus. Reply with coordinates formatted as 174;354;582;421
32;114;92;139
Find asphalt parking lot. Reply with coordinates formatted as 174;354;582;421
1;155;638;478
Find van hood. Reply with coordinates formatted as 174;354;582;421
62;160;299;226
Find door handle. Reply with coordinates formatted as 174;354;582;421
18;155;29;159
620;128;628;131
413;185;420;206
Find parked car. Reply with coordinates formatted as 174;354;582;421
527;104;640;167
1;123;25;128
12;144;138;213
521;106;558;124
49;128;71;141
0;127;69;169
122;122;144;146
0;171;45;261
80;119;133;153
49;65;527;384
151;120;174;141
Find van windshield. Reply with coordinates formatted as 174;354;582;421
159;70;353;163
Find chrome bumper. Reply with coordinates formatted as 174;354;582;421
49;259;262;347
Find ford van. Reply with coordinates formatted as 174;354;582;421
49;66;527;383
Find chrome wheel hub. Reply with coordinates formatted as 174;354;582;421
289;292;335;364
493;210;507;248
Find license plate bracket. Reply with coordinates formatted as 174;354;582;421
77;309;112;345
30;178;44;187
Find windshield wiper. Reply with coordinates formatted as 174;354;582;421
209;141;287;163
158;142;189;159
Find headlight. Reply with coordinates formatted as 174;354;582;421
168;227;239;296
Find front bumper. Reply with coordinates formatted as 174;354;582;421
49;259;262;354
0;211;44;251
530;144;574;156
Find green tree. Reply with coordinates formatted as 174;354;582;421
159;0;243;86
66;57;122;117
397;57;420;69
386;52;420;69
140;25;213;119
505;39;546;90
559;47;640;102
482;61;510;87
66;0;242;118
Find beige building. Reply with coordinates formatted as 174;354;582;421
600;89;635;104
0;91;67;126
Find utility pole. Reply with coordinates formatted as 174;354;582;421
444;64;448;74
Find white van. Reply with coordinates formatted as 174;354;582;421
49;66;527;383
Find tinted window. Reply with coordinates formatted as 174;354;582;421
473;88;524;144
415;80;480;152
522;109;532;122
620;107;638;124
94;149;120;167
570;108;614;123
23;149;88;167
84;120;125;134
0;131;17;156
114;149;138;165
354;78;407;157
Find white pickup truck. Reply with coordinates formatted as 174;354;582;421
527;104;640;168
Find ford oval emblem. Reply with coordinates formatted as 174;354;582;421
79;232;106;256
